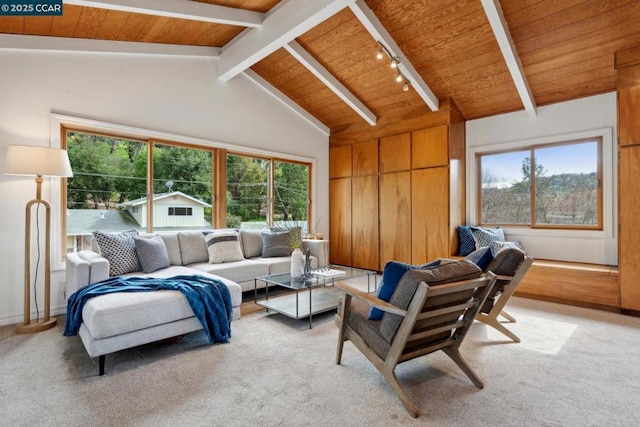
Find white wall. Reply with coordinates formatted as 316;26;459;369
0;49;329;326
466;92;617;265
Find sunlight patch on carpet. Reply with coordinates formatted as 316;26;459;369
486;314;578;355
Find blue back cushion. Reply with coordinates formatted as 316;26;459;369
368;260;441;320
464;246;494;271
457;226;476;256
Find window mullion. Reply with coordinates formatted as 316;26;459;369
530;148;536;227
147;141;154;233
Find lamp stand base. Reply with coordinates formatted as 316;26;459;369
16;317;57;334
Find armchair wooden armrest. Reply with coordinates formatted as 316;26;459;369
335;281;407;316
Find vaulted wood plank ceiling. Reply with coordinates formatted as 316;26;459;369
1;0;639;134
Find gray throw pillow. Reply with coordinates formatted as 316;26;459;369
135;236;170;273
93;230;141;276
261;231;294;257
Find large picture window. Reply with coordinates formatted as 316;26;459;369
226;154;310;231
64;128;314;253
478;138;602;229
64;131;215;252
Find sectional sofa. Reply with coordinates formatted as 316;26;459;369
65;229;329;374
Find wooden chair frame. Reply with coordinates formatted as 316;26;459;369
334;273;497;417
475;256;533;342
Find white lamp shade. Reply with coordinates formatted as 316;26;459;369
3;145;73;177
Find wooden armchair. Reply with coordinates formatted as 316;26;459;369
334;260;497;417
476;248;533;343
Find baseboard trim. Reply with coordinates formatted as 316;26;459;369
621;308;640;317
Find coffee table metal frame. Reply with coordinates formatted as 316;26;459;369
254;265;377;329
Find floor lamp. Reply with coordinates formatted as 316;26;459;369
3;145;73;333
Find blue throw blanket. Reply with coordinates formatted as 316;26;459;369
64;275;233;344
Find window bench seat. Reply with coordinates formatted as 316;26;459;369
513;259;619;311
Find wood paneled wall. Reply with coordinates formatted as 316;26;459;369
329;99;466;271
616;46;640;312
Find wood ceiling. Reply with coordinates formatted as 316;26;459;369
1;0;639;135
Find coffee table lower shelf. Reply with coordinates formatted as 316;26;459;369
256;286;342;328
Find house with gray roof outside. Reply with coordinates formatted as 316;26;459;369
66;191;211;252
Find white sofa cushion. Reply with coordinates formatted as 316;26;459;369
189;259;269;284
160;233;182;266
82;289;194;339
178;231;208;265
120;265;242;307
240;229;263;258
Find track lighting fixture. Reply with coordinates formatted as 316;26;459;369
375;41;411;92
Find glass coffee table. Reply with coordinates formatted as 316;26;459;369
254;265;377;329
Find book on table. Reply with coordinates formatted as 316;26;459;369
311;268;346;278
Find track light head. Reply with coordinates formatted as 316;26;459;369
396;73;403;83
376;49;383;60
403;81;409;92
390;59;397;69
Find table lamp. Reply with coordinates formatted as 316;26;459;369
3;145;73;333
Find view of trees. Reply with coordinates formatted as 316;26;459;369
67;133;212;211
482;156;598;226
225;154;308;228
67;132;309;229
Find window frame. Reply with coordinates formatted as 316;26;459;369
225;150;312;230
467;127;614;240
52;113;316;267
476;137;604;230
168;207;193;216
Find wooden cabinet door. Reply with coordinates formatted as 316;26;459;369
353;140;378;176
329;178;352;266
412;125;449;169
379;133;411;173
329;145;352;178
352;176;379;270
619;146;640;310
379;171;411;270
411;167;449;264
619;86;640;146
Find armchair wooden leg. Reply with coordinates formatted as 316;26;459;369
500;310;516;323
477;314;521;343
380;368;419;418
442;347;483;389
335;295;351;365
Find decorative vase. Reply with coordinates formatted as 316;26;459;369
290;248;305;279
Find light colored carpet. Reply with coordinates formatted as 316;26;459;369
2;286;640;426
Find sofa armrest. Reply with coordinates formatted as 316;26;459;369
302;239;329;267
65;252;90;299
66;250;110;297
78;250;110;284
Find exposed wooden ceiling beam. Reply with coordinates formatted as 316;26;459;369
481;0;536;117
244;69;330;136
218;0;355;82
64;0;264;27
0;34;220;57
348;0;439;111
284;41;376;126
